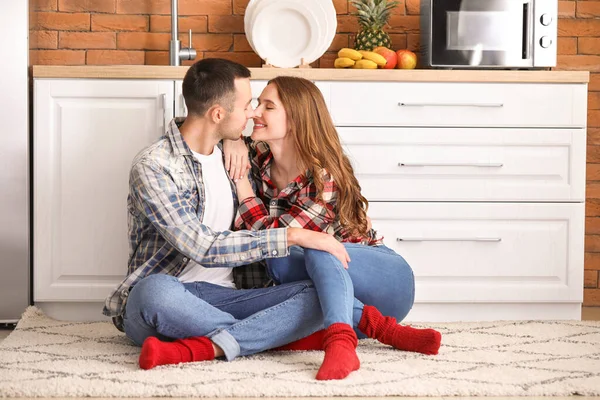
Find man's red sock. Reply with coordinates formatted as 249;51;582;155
315;323;360;381
358;305;442;355
139;336;215;370
273;330;325;351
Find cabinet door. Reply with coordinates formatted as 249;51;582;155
34;79;174;301
368;202;584;304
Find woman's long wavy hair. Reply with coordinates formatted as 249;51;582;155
267;76;369;238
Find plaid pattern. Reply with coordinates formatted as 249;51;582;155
234;139;383;246
103;119;287;320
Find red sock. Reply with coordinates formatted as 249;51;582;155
315;323;360;381
273;330;325;351
139;336;215;370
358;305;441;355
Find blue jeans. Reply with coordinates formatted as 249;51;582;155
267;243;415;338
123;274;324;361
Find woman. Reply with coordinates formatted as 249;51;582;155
230;76;441;381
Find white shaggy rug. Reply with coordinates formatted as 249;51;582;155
1;307;599;398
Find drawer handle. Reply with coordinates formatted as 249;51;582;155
398;162;504;168
396;237;502;242
398;102;504;108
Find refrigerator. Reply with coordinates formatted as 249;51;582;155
0;0;30;324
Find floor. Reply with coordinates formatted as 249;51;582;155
1;308;599;400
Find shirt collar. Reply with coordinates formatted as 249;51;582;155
167;117;194;158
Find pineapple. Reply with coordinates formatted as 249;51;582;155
351;0;398;51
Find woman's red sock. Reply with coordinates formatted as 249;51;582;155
358;305;441;355
273;330;325;351
316;323;360;381
139;336;215;370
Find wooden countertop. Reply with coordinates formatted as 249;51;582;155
32;65;590;83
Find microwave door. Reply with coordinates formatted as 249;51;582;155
431;0;533;68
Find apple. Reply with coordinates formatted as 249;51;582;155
372;46;397;69
395;50;417;69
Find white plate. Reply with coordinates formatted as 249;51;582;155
251;0;322;68
311;0;337;61
244;0;269;54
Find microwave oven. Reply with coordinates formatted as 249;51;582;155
421;0;557;69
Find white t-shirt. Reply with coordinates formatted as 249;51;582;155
177;145;236;288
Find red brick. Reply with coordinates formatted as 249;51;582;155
559;0;576;18
30;49;86;65
407;33;420;52
389;34;407;50
585;251;600;269
586;234;600;251
318;52;338;68
327;34;350;52
577;1;600;18
87;50;144;64
587;199;600;217
117;32;170;50
388;15;420;33
60;32;116;49
204;51;262;67
233;0;249;15
584;288;600;306
333;0;348;14
177;33;232;51
30;12;90;31
145;51;170;65
208;15;244;33
30;31;58;49
591;73;600;91
31;0;57;11
590;92;600;110
557;55;600;72
558;37;577;54
150;16;207;33
58;0;115;13
590;110;600;127
588;128;600;145
180;0;231;15
390;0;406;14
336;15;359;32
233;35;253;52
587;182;600;198
559;19;600;36
586;217;600;234
406;0;420;15
579;37;600;55
585;269;599;288
92;14;148;32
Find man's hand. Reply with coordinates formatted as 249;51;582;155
287;228;351;269
223;137;249;181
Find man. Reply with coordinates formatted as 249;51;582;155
103;58;350;370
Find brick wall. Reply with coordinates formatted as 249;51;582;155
29;0;600;307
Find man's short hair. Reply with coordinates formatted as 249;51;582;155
182;58;251;117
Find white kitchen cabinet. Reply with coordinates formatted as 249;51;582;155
34;79;174;306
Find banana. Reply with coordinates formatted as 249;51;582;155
358;51;387;67
334;57;356;68
353;59;378;69
337;48;363;61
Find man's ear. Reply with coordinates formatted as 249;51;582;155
208;105;224;124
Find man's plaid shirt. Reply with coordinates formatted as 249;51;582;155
234;139;382;246
103;119;288;324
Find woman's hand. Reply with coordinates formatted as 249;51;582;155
223;137;249;181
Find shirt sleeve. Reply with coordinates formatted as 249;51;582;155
236;174;337;233
130;160;288;267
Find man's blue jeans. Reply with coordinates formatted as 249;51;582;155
267;243;415;338
123;275;325;361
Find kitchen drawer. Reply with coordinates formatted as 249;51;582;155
329;82;587;128
369;202;584;303
340;127;586;202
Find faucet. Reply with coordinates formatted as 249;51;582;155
169;0;196;66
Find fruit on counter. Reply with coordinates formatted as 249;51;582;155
353;59;378;69
334;57;356;68
395;49;417;69
338;48;363;61
372;46;397;69
357;51;387;67
351;0;399;51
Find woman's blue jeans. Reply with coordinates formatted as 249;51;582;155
266;243;415;337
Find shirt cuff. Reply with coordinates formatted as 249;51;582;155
259;228;289;258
